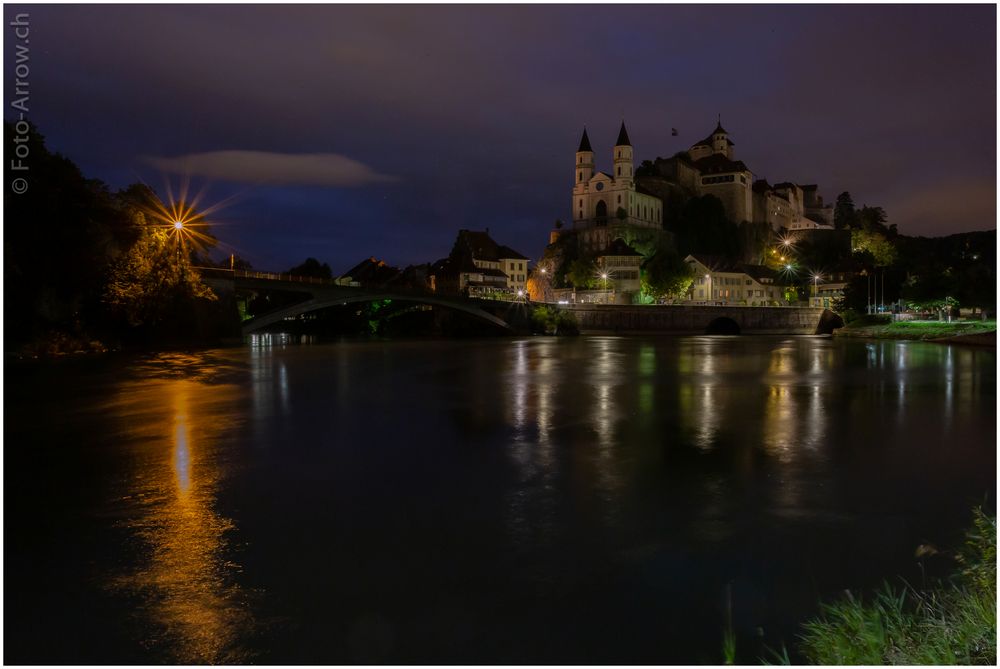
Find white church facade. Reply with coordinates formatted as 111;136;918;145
571;123;663;252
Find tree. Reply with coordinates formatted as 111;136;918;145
857;205;889;234
737;220;773;264
567;258;597;289
287;257;333;278
834;192;857;230
641;248;694;300
104;208;217;328
852;228;897;266
673;195;740;259
635;159;657;179
4;122;138;347
230;255;253;270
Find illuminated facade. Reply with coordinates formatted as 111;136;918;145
684;254;791;305
649;120;835;232
572;123;663;252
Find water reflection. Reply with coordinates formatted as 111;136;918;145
761;341;828;462
108;363;253;664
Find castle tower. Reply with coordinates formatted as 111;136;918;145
613;121;633;185
575;128;594;185
711;117;731;157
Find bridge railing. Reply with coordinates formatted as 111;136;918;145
194;266;346;286
195;266;533;304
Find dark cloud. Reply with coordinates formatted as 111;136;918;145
145;151;396;187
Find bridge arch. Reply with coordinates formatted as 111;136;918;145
705;316;741;335
815;310;845;334
241;293;513;335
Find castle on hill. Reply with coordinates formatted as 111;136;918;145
566;119;835;251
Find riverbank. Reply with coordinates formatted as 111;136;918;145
795;509;996;665
834;319;996;345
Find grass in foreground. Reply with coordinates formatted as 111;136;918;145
795;509;996;665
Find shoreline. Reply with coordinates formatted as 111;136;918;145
833;324;996;346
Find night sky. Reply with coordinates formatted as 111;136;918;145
5;4;996;273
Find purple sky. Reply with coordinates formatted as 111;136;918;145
5;4;996;273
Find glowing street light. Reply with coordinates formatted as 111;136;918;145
173;220;184;230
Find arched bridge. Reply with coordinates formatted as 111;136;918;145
198;268;516;335
199;268;842;336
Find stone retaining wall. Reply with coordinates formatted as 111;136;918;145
565;304;835;335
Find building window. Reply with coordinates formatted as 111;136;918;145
578;172;583;182
617;166;621;176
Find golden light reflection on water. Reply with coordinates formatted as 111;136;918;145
107;366;254;664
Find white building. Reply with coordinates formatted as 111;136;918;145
685;254;791;305
572;123;663;252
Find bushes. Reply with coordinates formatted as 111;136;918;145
530;306;578;336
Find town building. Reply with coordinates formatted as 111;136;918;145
338;256;401;287
430;229;529;299
808;266;852;309
572;123;663;253
597;238;643;295
684;254;792;305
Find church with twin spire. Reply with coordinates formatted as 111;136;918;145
571;122;663;252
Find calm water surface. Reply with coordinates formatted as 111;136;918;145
5;336;996;663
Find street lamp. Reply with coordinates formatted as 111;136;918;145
173;220;184;230
601;272;609;303
705;273;711;304
811;272;822;305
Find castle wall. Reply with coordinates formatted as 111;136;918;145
699;177;752;222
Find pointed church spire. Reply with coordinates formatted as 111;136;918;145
615;121;631;147
714;115;727;134
577;127;592;152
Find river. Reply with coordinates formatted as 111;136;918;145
4;335;995;664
